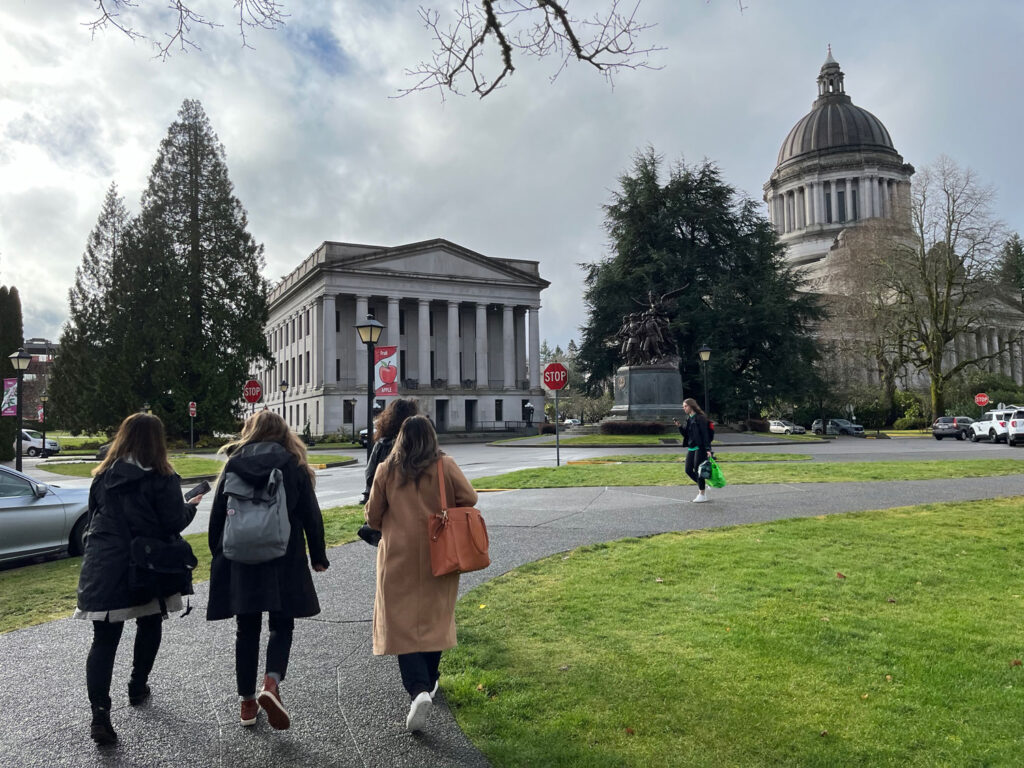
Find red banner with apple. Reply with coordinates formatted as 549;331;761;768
374;346;399;395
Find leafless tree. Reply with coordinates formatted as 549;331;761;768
84;0;665;97
825;156;1014;417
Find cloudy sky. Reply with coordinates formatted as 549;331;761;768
2;1;1022;354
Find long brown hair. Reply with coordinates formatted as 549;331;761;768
683;397;706;417
92;413;174;476
375;398;420;441
387;415;441;486
220;410;315;486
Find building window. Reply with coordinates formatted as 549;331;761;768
824;191;832;224
335;359;340;381
305;352;310;384
291;359;295;384
430;351;435;381
335;310;340;333
303;403;307;426
284;325;289;346
399;310;406;335
305;310;310;336
429;311;434;337
837;190;846;223
291;319;295;340
495;399;503;421
288;405;292;425
297;356;302;385
399;350;406;380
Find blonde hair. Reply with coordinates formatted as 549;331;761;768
220;410;315;486
93;413;174;477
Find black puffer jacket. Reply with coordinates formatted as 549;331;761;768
77;460;196;612
362;436;394;500
679;413;712;451
206;442;329;621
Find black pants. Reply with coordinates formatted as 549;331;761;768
235;612;294;697
685;448;708;492
397;651;442;699
86;615;163;710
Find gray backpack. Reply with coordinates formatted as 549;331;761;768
221;468;291;564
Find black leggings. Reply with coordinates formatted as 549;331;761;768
685;448;708;491
235;613;295;697
86;615;163;710
397;651;442;699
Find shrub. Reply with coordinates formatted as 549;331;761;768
893;416;928;430
599;421;671;435
539;424;556;435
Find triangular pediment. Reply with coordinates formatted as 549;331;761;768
326;239;548;288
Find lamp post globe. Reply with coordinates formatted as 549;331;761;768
8;348;32;472
354;315;385;462
279;379;289;425
697;345;711;414
39;391;49;459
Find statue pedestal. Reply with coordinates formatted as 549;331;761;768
609;364;686;422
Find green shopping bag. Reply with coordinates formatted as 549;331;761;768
707;455;727;488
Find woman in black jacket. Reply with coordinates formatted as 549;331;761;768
674;397;713;503
359;398;420;504
207;410;329;731
74;413;203;746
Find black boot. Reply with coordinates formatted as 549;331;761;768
90;706;118;746
128;678;151;706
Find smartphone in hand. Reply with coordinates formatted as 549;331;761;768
184;480;211;501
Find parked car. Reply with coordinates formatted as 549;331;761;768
769;419;806;435
562;418;582;426
1007;409;1024;447
0;464;90;564
931;416;974;441
358;428;369;447
970;407;1022;443
96;442;111;460
812;418;864;436
12;429;60;457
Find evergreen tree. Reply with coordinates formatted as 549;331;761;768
129;99;269;436
50;183;130;433
0;285;24;460
578;149;824;418
997;233;1024;305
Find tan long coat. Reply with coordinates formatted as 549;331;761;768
365;454;478;655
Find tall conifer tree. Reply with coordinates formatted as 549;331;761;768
0;285;24;460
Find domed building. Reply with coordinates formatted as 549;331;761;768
763;48;915;283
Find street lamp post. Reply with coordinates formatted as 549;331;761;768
8;348;32;472
39;391;49;459
279;380;289;425
141;402;151;414
354;315;385;463
698;344;712;414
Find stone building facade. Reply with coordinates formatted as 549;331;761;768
261;238;549;435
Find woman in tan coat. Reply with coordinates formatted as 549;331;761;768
365;415;478;732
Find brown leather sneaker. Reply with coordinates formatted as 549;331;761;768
257;676;290;730
240;698;259;727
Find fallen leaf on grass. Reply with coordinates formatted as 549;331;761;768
477;684;485;691
1011;659;1022;667
885;675;893;682
861;693;869;700
655;577;664;583
820;730;829;737
836;572;846;579
887;597;897;603
479;604;487;609
625;727;635;736
559;665;571;672
821;616;830;622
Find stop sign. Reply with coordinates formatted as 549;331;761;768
188;401;197;417
542;362;569;390
975;392;989;407
243;379;263;403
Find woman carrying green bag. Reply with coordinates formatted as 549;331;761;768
674;398;714;503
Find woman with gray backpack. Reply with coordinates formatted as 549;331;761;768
207;410;329;730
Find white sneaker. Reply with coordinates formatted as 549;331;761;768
692;492;708;503
406;692;432;732
429;680;439;700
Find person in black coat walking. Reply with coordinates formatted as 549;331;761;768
674;397;713;503
207;410;329;731
359;398;420;504
74;413;204;746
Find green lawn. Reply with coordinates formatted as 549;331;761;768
306;454;356;465
0;505;364;634
472;458;1024;488
443;497;1024;767
39;456;226;479
573;452;811;463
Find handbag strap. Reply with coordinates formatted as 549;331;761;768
436;457;449;515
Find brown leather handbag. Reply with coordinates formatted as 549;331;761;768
428;457;490;577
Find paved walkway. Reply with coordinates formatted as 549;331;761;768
2;474;1022;767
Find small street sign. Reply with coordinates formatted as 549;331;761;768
542;362;569;390
188;401;197;417
975;392;989;407
243;379;263;403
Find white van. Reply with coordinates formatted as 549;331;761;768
12;429;60;457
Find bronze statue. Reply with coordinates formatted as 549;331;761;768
615;286;687;366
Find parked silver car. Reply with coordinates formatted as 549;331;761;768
0;465;90;564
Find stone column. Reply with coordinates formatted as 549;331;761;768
447;300;460;387
475;303;488;387
502;304;515;390
804;182;814;226
355;295;369;388
796;188;804;229
418;299;431;385
528;307;540;389
1012;339;1023;385
828;180;838;224
845;178;853;221
322;294;336;387
871;175;880;218
387;297;400;347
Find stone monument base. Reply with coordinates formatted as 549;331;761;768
608;363;686;422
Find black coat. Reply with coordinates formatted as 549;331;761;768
77;460;197;612
679;413;712;451
362;437;394;499
206;442;329;621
